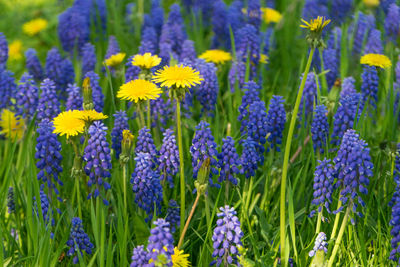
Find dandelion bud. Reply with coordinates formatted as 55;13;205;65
82;77;94;110
120;129;134;164
195;158;210;195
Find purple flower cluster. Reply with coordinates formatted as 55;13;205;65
364;29;383;54
384;3;400;43
211;206;243;266
330;0;353;25
35;119;63;198
323;48;338;89
247;100;268;157
340;77;356;97
158;129;179;188
235;24;260;77
211;0;229;49
147;219;174;266
111;111;129;159
190;121;219;186
7;187;15;214
0;66;16;109
180;39;197;63
240;137;261;179
135;127;158;164
310;159;334;217
361;65;379;108
81;42;96;75
238;81;261;133
151;97;173;129
16;73;38;120
0;32;7;65
125;55;141;82
350;12;375;55
130;245;148;267
105;35;121;60
266;95;286;152
25;48;44;81
217;136;241;185
309;232;328;257
139;27;158;55
299;72;318;119
194;59;219;116
165;199;180;233
66;84;82;111
37;79;61;121
83;121;112;205
311;104;329;153
390;185;400;264
333;129;373;216
247;0;261;30
229;57;246;92
131;152;163;221
34;188;52;224
84;71;104;112
66;217;94;264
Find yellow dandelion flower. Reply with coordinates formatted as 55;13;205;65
261;7;282;24
259;54;269;64
153;65;203;89
8;40;23;61
117;79;162;103
76;110;108;122
132;53;162;69
363;0;380;7
0;109;25;140
360;53;392;69
199;50;232;65
22;18;48;36
52;110;85;138
122;129;134;141
105;53;126;67
171;247;191;267
300;16;331;32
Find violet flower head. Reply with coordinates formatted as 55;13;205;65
361;65;379;108
330;0;353;25
384;3;400;43
266;95;286;152
180;39;197;63
0;32;7;65
311;104;329;153
147;219;174;266
323;48;338;89
340;76;356;97
331;92;363;146
351;12;375;55
125;55;141;82
211;206;244;267
238;81;261;133
66;217;94;264
247;100;268;158
217;136;241;185
130;245;148;267
139;27;158;55
211;0;229;49
83;121;112;205
299;72;318;119
84;71;104;112
228;57;246;92
151;96;173;129
333;129;373;217
25;48;44;81
105;35;121;60
81;42;96;75
0;66;16;109
364;29;383;54
34;188;52;225
135;126;158;164
227;0;244;34
37;79;61;121
235;24;260;77
131;152;163;221
390;185;400;264
194;59;219;116
309;232;328;257
7;187;15;214
35;119;63;198
190;121;219;186
16;73;38;120
66;84;83;111
310;159;334;217
111;111;129;159
247;0;261;30
240;137;261;179
165;199;180;233
149;0;164;36
302;0;329;21
158;128;179;188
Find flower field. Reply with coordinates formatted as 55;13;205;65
1;0;400;266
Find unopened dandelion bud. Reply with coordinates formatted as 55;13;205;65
120;130;134;164
195;158;210;195
82;77;94;110
300;16;331;49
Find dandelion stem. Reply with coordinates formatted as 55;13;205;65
280;48;315;266
316;210;322;234
146;99;151;129
178;192;200;249
122;164;127;213
327;205;351;267
330;200;342;240
176;99;185;236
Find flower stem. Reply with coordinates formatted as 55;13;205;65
330;200;342;240
123;164;127;213
316;210;322;234
280;48;315;266
137;103;145;128
146;99;151;129
178;192;200;249
176;100;185;236
327;205;351;267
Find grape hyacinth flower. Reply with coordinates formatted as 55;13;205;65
25;48;44;81
81;42;96;75
247;0;261;30
331;92;363;146
165;200;180;233
361;65;379;108
364;29;383;54
180;39;197;63
45;48;75;97
333;129;373;217
227;0;244;34
384;3;400;43
266;95;286;152
111;111;129;159
323;48;338;89
66;84;83;111
125;55;141;82
247;100;268;159
131;152;163;221
16;73;38;120
158;129;179;188
0;32;8;65
240;137;261;179
83;121;112;205
151;97;173;129
229;57;246;92
35;119;63;198
37;79;61;121
211;0;228;49
238;81;261;133
340;77;356;97
330;0;353;25
84;71;104;112
211;206;244;266
147;219;174;266
130;245;148;267
190;121;219;186
235;24;260;77
66;217;94;264
390;185;400;264
309;232;328;257
310;159;334;217
135;126;158;164
34;188;52;224
149;0;164;37
194;59;219;116
0;66;16;109
351;12;375;55
217;136;241;185
7;187;15;214
105;35;121;61
139;27;158;55
302;0;328;22
299;72;318;119
311;105;329;153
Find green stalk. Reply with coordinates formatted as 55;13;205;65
330;200;342;240
137;103;145;128
176;100;185;235
316;210;322;234
327;205;351;267
123;165;127;213
280;48;315;266
146;100;151;129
